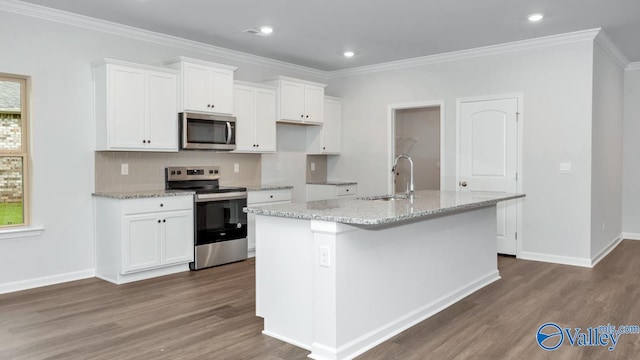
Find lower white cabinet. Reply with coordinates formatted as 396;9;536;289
306;183;357;201
247;189;292;256
95;195;194;284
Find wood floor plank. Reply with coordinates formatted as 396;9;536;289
2;241;640;359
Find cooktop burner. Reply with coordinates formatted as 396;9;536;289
165;166;246;193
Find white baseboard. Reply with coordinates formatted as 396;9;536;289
591;234;623;267
262;330;312;351
622;232;640;240
518;251;592;267
316;271;501;360
0;268;95;295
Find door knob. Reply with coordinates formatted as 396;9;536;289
459;181;468;187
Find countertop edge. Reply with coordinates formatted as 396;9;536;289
92;190;195;199
246;193;525;225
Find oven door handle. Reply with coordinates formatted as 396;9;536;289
226;121;233;144
195;192;247;202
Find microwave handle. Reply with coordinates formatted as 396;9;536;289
226;122;233;144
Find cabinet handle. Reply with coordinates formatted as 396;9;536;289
306;115;309;119
142;140;146;144
323;146;326;150
300;114;304;118
163;219;166;223
147;140;150;144
157;219;161;223
160;203;164;207
270;195;273;198
207;104;215;108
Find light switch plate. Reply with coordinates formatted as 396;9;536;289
121;163;128;175
311;162;316;171
234;163;239;173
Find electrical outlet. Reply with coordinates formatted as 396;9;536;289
121;163;128;175
311;162;316;171
319;246;330;267
234;163;239;173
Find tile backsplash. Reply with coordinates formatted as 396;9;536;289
95;151;261;192
306;155;327;183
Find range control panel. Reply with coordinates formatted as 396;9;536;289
165;166;220;181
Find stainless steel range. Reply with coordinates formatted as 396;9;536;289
165;166;247;270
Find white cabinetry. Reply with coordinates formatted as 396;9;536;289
93;59;178;151
307;96;342;154
95;195;194;284
165;57;237;115
306;183;357;201
233;82;276;152
266;76;326;124
247;189;292;256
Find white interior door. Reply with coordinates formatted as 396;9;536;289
459;97;518;255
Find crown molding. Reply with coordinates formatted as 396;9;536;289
327;28;602;78
594;30;629;69
0;0;327;80
626;62;640;71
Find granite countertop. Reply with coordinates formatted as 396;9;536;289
92;189;195;199
245;190;525;226
246;185;294;191
306;181;358;186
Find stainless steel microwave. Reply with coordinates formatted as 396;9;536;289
179;112;236;150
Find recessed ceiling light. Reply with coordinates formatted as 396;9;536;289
343;51;355;58
259;26;274;35
528;13;544;22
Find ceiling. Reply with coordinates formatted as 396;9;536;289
16;0;640;71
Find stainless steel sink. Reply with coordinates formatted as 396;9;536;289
363;194;413;201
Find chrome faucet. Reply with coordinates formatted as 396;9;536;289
392;154;414;199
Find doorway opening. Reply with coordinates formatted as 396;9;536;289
388;102;444;194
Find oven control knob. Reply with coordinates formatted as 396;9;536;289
209;170;214;174
214;170;219;174
171;171;176;175
177;171;182;175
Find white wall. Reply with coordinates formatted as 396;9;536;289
328;40;595;262
622;66;640;238
590;41;624;259
0;9;326;292
261;124;309;202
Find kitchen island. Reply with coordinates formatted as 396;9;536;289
245;190;524;360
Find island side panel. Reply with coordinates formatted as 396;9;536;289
313;206;500;360
255;215;315;349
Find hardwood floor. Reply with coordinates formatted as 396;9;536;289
2;240;640;359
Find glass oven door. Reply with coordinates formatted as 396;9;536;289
194;194;247;246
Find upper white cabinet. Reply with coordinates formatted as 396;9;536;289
307;96;342;154
93;59;178;151
266;76;326;124
165;57;237;115
233;82;277;153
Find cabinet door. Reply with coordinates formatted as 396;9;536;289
109;65;146;149
254;88;276;152
233;85;256;152
162;210;194;265
146;71;178;151
321;98;341;153
304;85;325;124
280;81;306;122
210;68;235;115
123;214;162;273
183;62;212;112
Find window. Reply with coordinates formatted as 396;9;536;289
0;74;29;227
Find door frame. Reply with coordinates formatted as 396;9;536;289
387;100;445;195
456;93;524;256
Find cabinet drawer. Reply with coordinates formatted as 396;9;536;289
248;189;292;204
336;184;357;197
124;195;193;215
